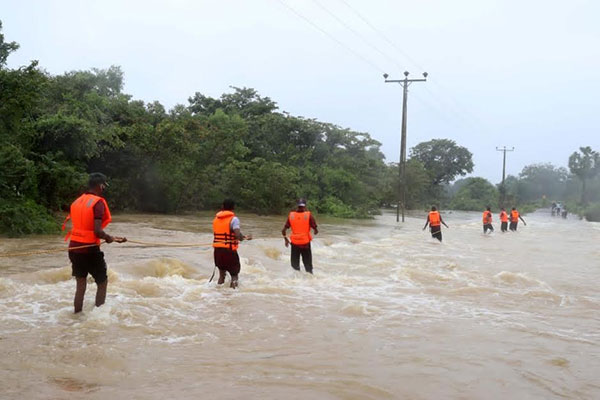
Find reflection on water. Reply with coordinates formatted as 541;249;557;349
1;210;599;399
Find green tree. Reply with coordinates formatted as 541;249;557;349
0;21;19;67
0;22;398;234
188;86;277;117
449;177;499;211
410;139;474;185
568;146;599;204
516;163;568;202
382;160;430;209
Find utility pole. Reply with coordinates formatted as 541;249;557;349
384;71;427;222
496;146;514;207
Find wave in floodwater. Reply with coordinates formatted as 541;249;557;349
1;210;599;399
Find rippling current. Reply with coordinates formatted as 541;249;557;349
1;210;599;399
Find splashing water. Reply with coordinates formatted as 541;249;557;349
1;210;599;399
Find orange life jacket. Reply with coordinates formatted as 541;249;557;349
482;211;492;224
289;211;312;245
510;210;519;223
429;211;441;227
500;211;508;223
63;193;111;244
212;211;239;251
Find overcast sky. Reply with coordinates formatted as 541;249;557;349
2;0;599;183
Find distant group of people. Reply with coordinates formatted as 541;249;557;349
551;202;568;218
423;205;527;242
64;173;318;312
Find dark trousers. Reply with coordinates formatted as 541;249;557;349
291;243;313;273
501;222;508;232
430;225;442;242
483;224;494;234
509;221;518;231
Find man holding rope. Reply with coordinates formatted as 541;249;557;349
212;199;252;289
64;173;126;313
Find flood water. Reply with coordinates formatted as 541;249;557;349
1;210;599;399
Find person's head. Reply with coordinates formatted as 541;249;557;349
297;198;307;211
431;206;437;211
88;172;108;194
486;206;491;211
511;207;516;211
222;199;235;211
501;207;505;211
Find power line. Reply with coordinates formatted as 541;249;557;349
310;0;405;72
275;0;487;139
275;0;386;73
410;90;460;126
312;0;471;129
338;0;424;71
337;0;489;131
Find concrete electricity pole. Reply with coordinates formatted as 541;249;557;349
496;146;514;207
384;71;427;222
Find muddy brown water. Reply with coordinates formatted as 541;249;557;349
1;210;599;399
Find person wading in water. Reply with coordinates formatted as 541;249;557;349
509;207;527;231
282;198;318;274
483;206;494;234
64;173;127;313
423;206;449;242
499;208;509;232
212;199;252;289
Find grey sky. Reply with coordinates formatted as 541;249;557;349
2;0;599;183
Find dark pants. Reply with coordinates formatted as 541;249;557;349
69;250;108;284
501;222;508;232
509;221;518;231
430;225;442;242
214;248;241;276
291;243;313;273
483;224;494;234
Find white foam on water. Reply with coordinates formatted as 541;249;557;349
1;211;599;398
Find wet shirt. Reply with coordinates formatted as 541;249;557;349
68;197;105;253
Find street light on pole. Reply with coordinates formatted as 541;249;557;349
384;71;427;222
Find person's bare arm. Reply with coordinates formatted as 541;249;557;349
440;216;449;228
282;218;290;247
233;228;252;241
94;220;127;243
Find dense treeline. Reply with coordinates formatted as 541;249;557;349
442;153;600;219
1;23;394;235
1;23;599;236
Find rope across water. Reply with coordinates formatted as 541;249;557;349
0;240;213;258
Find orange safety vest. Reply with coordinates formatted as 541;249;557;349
510;210;519;223
500;211;508;223
289;211;312;245
429;211;441;227
212;211;239;251
482;211;492;224
63;193;112;244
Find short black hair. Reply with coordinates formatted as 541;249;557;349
486;206;491;211
431;206;437;211
88;172;108;188
222;199;235;211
